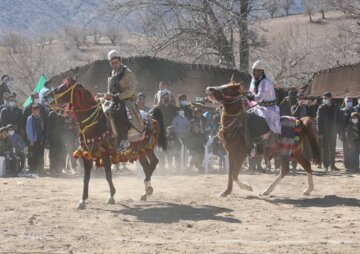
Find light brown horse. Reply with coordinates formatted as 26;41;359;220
206;82;321;197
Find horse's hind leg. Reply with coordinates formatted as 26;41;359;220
103;155;116;204
261;156;289;196
293;151;314;195
78;159;92;209
147;149;159;172
139;154;153;201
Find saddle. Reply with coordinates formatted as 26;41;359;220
246;112;270;143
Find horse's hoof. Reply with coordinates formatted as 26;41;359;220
77;202;86;210
140;194;147;201
246;185;253;192
106;197;115;205
218;191;230;198
146;186;153;196
303;189;312;196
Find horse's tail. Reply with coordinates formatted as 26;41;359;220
301;117;321;165
150;107;167;151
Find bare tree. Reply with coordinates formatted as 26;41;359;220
90;25;102;45
265;0;279;18
304;0;315;22
63;24;82;49
102;0;267;70
280;0;294;16
264;24;314;86
332;0;360;17
104;25;121;45
2;32;26;55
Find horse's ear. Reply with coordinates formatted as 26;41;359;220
230;74;234;84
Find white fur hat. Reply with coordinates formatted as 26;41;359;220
252;60;265;71
108;50;121;60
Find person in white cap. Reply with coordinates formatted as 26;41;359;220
245;60;281;135
103;49;145;152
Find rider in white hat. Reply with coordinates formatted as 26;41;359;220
245;60;281;135
103;49;146;152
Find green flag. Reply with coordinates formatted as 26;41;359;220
23;74;47;108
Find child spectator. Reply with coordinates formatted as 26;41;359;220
26;104;45;173
185;121;207;172
344;112;360;173
6;124;26;172
165;126;182;171
0;127;18;176
172;108;190;140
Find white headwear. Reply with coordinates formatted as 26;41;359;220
252;60;265;71
108;50;121;60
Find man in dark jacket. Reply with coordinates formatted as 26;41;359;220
0;75;11;106
316;92;340;171
48;109;67;174
178;94;193;120
0;93;23;132
338;96;355;170
291;93;312;168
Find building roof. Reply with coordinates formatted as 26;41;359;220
49;56;251;104
310;63;360;98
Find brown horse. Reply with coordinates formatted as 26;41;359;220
45;77;167;209
206;81;321;197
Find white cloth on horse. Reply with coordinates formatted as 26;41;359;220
249;78;281;134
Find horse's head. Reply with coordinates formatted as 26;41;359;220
206;80;245;104
44;77;78;106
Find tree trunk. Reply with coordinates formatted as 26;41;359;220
321;10;325;19
202;0;235;68
239;0;249;72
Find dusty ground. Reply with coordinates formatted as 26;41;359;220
0;168;359;254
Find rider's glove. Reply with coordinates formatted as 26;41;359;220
246;91;255;101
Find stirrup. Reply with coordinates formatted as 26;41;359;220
116;140;130;152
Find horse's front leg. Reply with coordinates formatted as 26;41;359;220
219;152;233;197
138;154;153;201
103;155;116;204
78;159;92;209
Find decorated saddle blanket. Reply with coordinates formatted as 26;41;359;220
279;116;302;156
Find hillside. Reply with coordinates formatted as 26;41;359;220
0;0;305;36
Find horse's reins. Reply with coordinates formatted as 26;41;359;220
48;82;103;151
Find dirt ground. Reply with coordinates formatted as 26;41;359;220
0;167;359;254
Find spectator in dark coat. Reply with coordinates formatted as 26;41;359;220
26;104;46;173
136;92;151;112
353;96;360;115
157;91;177;129
48;109;67;174
0;92;10;112
165;126;182;171
6;124;26;172
0;127;18;176
316;92;340;171
185;121;207;172
344;112;360;173
0;75;11;106
291;93;312;169
192;108;210;135
338;96;355;170
177;94;193;120
0;93;23;132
